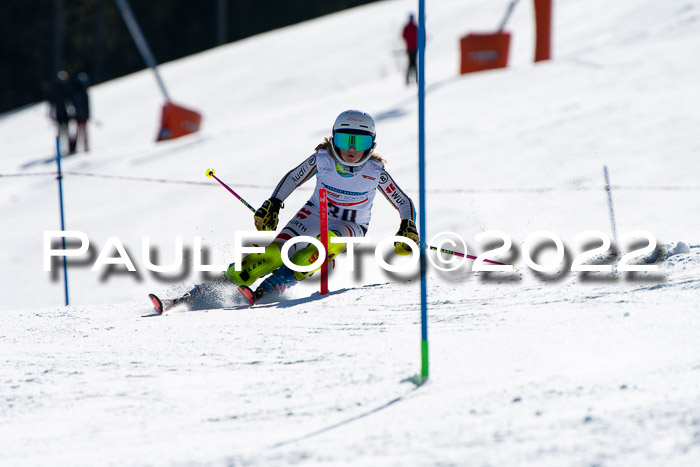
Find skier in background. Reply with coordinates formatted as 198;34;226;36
150;110;418;312
48;71;73;154
402;14;419;85
70;72;91;154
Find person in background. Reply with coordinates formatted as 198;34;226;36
402;14;419;85
70;72;91;154
48;71;73;154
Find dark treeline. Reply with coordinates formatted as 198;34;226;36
0;0;380;114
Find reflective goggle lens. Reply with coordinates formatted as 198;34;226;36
334;133;374;151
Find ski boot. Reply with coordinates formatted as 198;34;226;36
255;265;298;301
288;231;345;280
225;244;283;287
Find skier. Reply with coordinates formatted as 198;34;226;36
150;110;418;312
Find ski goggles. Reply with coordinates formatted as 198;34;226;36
333;132;374;152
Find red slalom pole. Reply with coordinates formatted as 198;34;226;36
206;168;256;213
319;188;329;295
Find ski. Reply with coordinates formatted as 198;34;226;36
149;271;335;313
148;292;198;314
148;293;175;314
237;285;255;306
148;283;215;314
149;284;253;313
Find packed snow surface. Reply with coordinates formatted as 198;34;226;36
1;0;699;465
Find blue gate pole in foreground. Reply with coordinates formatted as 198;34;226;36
417;0;429;383
55;136;70;306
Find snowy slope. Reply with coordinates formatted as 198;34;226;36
1;0;700;465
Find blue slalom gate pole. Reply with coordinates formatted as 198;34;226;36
417;0;429;382
55;136;70;306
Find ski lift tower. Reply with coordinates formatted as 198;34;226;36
114;0;202;141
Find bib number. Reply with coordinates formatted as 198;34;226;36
327;204;357;223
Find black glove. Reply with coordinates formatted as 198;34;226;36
394;219;419;255
254;198;283;231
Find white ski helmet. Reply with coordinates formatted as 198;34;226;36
330;110;377;167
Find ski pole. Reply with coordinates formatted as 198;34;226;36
429;245;512;266
205;169;512;268
206;168;256;213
